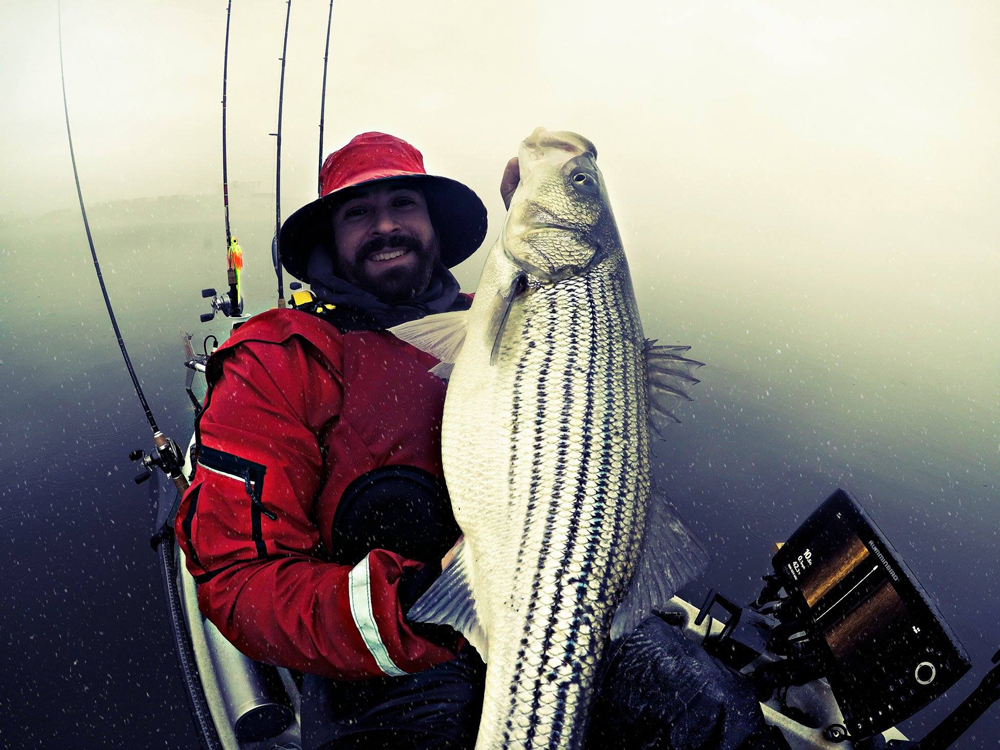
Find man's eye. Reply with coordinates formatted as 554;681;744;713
344;206;368;219
393;197;415;208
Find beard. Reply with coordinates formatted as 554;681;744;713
339;234;438;303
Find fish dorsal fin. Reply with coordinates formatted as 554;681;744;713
645;340;703;439
407;540;489;662
389;311;470;365
610;485;711;641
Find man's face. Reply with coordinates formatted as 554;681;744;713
330;183;441;303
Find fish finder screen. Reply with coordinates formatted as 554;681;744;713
772;489;971;738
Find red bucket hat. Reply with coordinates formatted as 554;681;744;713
278;132;489;282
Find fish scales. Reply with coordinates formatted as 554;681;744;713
397;128;709;750
444;262;649;749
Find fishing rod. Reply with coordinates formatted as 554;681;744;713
57;3;187;495
271;0;292;309
318;0;334;197
202;0;244;323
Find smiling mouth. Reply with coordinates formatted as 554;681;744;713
367;247;411;262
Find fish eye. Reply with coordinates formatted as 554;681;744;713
571;171;597;190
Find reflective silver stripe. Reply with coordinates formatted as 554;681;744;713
348;555;408;677
198;461;246;485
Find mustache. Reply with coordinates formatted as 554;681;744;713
358;234;423;261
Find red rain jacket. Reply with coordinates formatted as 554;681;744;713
174;306;464;680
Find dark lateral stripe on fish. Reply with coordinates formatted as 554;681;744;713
562;272;634;742
502;290;560;749
526;284;590;746
507;312;530;514
572;269;635;696
501;308;529;696
548;274;610;749
606;272;646;613
591;268;630;609
606;275;639;590
546;277;604;749
521;289;583;747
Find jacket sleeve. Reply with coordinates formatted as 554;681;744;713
174;333;457;680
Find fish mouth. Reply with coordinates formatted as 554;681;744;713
522;223;579;233
509;220;585;239
521;128;597;160
502;212;601;282
501;244;590;284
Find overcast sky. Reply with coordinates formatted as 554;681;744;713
2;0;998;458
4;0;998;221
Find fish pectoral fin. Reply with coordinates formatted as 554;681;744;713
610;485;711;641
488;273;528;366
645;340;704;438
429;362;455;380
389;310;470;366
407;540;489;662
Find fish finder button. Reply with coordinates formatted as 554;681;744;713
915;661;937;685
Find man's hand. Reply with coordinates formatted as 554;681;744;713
500;157;520;210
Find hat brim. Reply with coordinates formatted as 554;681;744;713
278;174;488;283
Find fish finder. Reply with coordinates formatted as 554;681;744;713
681;487;1000;748
770;489;971;738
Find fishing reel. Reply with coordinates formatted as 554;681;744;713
668;489;999;749
200;286;243;322
129;432;186;486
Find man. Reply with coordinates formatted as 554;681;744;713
176;132;784;749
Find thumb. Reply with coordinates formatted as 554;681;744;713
500;156;520;210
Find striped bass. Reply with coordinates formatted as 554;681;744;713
392;128;710;749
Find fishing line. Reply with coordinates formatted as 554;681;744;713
58;1;187;495
57;1;159;435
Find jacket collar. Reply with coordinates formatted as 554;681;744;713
306;248;463;329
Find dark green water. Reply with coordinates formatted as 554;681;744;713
1;193;997;747
0;195;274;747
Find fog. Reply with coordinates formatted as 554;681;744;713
1;0;998;746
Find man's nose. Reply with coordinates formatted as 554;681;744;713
371;205;401;235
